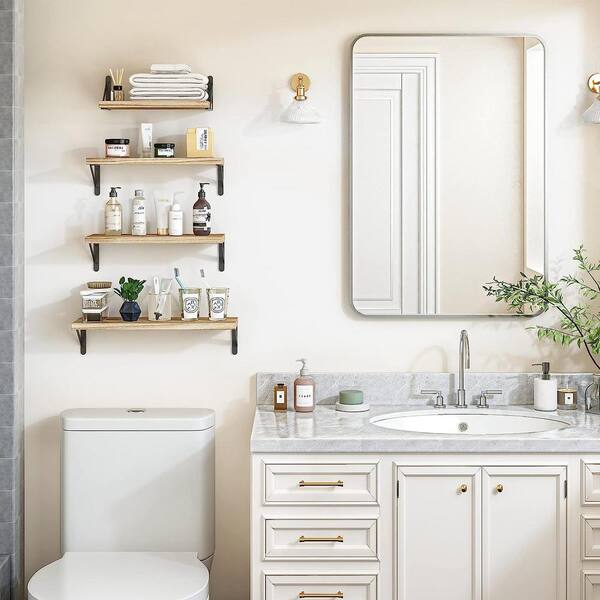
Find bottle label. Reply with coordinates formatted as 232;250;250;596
132;205;146;235
296;385;314;408
193;208;211;227
275;390;286;406
196;128;209;151
105;212;121;231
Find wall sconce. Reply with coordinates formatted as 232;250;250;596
281;73;322;124
584;74;600;123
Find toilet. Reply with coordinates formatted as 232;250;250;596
28;408;215;600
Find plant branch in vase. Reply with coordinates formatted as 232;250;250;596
483;246;600;371
114;276;146;322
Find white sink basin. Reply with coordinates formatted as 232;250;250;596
370;410;570;435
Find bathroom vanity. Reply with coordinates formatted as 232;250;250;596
251;379;600;600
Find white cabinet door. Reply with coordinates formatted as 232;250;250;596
482;466;566;600
397;466;481;600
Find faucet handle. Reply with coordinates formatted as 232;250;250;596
477;389;503;408
421;389;446;408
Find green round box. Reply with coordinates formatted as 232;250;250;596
339;390;364;406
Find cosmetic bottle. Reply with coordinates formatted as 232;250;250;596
294;359;315;413
154;194;172;236
131;189;146;236
169;203;183;236
532;362;557;411
193;182;211;236
105;186;122;236
273;383;288;411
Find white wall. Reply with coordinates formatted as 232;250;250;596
24;0;600;598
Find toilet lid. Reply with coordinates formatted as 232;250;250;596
28;552;209;600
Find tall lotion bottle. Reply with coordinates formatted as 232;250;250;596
294;358;315;413
105;186;122;236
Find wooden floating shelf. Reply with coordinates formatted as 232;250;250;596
99;100;212;110
85;234;226;272
72;317;239;355
86;157;224;196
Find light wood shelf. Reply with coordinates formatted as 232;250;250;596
86;157;224;196
72;317;238;355
99;100;211;110
85;234;226;272
86;157;224;166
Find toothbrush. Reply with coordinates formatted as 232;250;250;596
154;278;173;320
173;267;186;290
153;276;160;295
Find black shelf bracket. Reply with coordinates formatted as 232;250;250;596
207;75;214;110
231;326;238;355
88;243;100;272
90;164;101;196
218;242;225;272
76;330;87;355
217;164;224;196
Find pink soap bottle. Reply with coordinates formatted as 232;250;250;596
294;358;315;413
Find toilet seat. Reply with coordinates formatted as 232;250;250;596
28;551;209;600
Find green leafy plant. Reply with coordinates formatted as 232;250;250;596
483;246;600;371
114;276;146;302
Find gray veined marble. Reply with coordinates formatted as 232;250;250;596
253;371;600;454
251;405;600;453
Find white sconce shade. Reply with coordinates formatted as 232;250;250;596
584;98;600;124
282;72;322;124
282;98;321;124
584;74;600;123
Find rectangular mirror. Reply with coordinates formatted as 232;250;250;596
351;34;546;316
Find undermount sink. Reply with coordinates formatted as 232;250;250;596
370;410;571;435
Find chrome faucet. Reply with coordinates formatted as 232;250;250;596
456;330;470;408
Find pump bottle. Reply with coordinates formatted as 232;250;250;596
193;182;211;236
532;362;558;411
294;358;315;413
105;186;122;236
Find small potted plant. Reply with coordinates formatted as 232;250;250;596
114;276;146;322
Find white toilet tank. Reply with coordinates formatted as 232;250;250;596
60;408;215;562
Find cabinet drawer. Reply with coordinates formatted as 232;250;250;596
265;519;377;560
264;463;378;505
582;462;600;504
265;574;377;600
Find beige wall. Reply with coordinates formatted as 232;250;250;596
24;0;600;598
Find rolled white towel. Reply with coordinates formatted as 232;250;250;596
129;73;209;87
151;63;192;74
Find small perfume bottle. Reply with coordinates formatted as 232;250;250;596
273;384;287;411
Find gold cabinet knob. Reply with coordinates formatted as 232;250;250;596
496;484;504;493
459;484;468;493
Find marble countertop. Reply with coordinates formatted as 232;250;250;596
251;405;600;453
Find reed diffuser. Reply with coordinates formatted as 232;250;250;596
109;68;124;101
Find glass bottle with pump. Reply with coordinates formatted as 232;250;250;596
105;186;122;236
193;182;211;236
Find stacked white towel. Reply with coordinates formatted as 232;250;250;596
129;66;209;100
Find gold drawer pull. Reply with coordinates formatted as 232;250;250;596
458;484;468;494
299;480;344;487
496;484;504;493
299;593;343;599
299;535;344;543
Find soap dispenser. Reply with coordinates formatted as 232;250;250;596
105;186;122;236
532;362;558;411
193;182;211;236
294;358;315;413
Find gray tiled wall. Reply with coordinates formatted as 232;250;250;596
0;1;23;599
